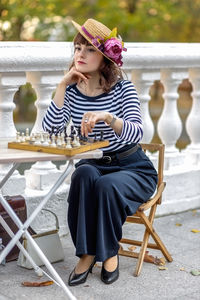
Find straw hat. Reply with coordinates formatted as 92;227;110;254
71;19;126;67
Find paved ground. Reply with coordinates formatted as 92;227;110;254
0;209;200;300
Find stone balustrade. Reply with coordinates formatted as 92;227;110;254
0;42;200;234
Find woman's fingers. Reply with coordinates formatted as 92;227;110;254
81;113;99;136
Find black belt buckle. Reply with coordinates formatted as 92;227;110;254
102;155;112;164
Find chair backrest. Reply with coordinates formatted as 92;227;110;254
140;143;165;205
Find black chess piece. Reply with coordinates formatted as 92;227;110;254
55;126;60;137
64;125;68;141
99;131;104;141
94;133;97;142
50;126;55;139
77;126;81;138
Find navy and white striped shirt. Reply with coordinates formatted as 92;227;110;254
42;80;143;152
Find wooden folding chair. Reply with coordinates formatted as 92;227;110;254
118;143;173;276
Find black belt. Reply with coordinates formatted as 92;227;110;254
99;144;140;164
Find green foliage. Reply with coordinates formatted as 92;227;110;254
1;0;200;42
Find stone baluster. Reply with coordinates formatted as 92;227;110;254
26;71;64;133
0;72;26;147
0;72;26;195
158;69;184;152
132;70;160;143
185;68;200;164
157;69;189;169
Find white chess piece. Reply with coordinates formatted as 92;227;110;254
50;134;56;147
21;132;26;142
15;132;21;143
40;132;44;144
65;137;72;149
25;128;30;141
34;133;41;145
43;132;49;146
61;135;66;147
76;136;81;147
57;135;62;147
30;133;36;143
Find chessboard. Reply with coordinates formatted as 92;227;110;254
8;127;109;156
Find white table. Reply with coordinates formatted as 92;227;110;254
0;148;102;300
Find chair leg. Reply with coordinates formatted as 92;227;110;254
134;228;150;276
138;211;173;262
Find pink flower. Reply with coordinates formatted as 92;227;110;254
103;38;125;66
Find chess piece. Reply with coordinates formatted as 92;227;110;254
55;126;60;137
61;134;66;148
100;131;104;141
65;137;72;149
57;135;62;147
43;132;49;146
34;133;42;145
21;132;26;142
25;128;30;141
50;126;55;139
70;125;76;141
76;136;81;147
30;133;36;143
15;132;21;143
64;125;68;141
72;135;80;147
50;134;56;147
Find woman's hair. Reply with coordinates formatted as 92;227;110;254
70;33;124;93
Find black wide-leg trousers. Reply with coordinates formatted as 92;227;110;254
67;147;157;262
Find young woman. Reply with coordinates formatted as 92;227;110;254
42;18;157;286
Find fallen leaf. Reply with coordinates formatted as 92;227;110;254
158;266;168;271
180;267;185;271
191;229;200;233
190;269;200;276
128;245;137;252
175;223;182;226
159;257;166;266
22;281;54;287
144;252;165;265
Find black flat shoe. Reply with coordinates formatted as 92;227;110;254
68;259;96;286
101;255;119;284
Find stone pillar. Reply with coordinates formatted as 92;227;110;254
185;68;200;165
26;71;64;133
0;72;26;147
132;70;160;143
0;72;26;195
158;69;185;169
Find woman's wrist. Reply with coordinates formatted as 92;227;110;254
105;113;118;127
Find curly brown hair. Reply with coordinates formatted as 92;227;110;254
70;33;124;93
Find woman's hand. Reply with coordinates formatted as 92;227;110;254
53;67;91;108
81;111;110;136
61;66;90;87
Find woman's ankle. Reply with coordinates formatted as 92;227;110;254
75;255;95;274
103;255;118;272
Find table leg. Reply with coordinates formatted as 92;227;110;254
0;214;43;277
0;163;20;189
0;160;76;300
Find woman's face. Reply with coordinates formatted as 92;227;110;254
74;43;104;74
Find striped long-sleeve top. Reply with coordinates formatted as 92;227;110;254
42;80;143;153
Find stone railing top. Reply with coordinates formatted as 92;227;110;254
1;42;200;72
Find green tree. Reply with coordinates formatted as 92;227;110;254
1;0;200;42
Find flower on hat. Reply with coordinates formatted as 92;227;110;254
92;27;127;66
